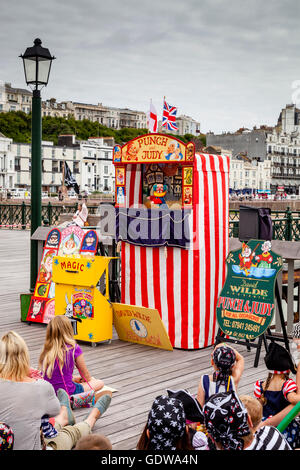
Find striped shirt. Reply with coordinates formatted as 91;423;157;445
245;426;292;450
254;379;297;400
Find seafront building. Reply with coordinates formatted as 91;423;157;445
0;133;15;190
42;99;148;130
207;109;300;195
158;114;201;136
266;104;300;194
1;134;114;195
0;82;32;114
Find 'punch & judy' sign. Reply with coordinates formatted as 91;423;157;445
216;239;282;340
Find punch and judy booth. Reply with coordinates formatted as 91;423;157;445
113;134;230;349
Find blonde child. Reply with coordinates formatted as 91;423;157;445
39;315;104;398
254;342;300;449
197;343;244;407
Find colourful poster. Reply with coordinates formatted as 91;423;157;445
183;167;193;186
58;225;84;256
112;303;173;351
113;145;122;163
26;228;62;324
116;167;125;186
183;186;193;206
80;230;98;255
72;290;94;320
216;239;283;340
116;186;126;207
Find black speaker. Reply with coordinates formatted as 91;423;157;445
238;205;272;242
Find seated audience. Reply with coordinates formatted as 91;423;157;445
0;423;14;450
203;391;250;450
240;394;292;450
39;316;104;398
0;330;111;450
74;433;112;450
136;395;193;450
254;342;300;449
197;343;244;406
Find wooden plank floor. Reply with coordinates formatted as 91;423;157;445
0;230;272;450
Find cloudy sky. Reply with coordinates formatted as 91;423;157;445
1;0;300;133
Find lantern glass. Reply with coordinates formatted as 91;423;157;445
21;39;54;88
37;57;52;85
23;57;37;84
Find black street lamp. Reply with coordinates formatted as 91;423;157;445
20;38;55;291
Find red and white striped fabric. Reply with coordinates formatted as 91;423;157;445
254;378;297;400
121;153;230;349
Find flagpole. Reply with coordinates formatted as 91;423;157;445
162;96;166;133
149;98;152;133
62;161;65;190
62;161;66;198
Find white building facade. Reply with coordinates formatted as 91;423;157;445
3;135;114;196
0;82;32;113
266;104;300;194
80;137;114;193
230;158;271;192
158;115;201;136
10;140;82;194
0;133;15;190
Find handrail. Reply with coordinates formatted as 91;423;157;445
277;401;300;433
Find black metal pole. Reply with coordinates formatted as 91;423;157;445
30;88;42;292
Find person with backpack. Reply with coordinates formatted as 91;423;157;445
197;343;244;406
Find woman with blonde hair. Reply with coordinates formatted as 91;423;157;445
0;330;112;450
0;330;61;449
39;315;104;397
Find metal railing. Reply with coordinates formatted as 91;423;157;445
1;203;300;241
229;207;300;240
0;202;100;229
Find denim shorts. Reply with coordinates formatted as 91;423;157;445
72;381;84;394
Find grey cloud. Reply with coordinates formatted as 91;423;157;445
1;0;300;132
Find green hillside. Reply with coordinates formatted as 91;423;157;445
0;111;206;147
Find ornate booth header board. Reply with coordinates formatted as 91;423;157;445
216;239;282;340
113;134;195;164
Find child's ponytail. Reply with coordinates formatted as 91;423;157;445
259;372;273;406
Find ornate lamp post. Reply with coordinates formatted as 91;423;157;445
20;38;55;291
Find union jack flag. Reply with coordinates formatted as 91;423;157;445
162;98;178;131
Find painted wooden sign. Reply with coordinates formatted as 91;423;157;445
216;239;283;340
112;303;173;351
113;134;195;165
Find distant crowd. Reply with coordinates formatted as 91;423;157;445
0;315;299;451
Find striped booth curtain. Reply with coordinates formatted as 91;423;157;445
121;153;230;349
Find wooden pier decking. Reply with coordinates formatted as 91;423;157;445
0;230;273;450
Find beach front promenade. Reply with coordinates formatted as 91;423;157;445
0;230;268;450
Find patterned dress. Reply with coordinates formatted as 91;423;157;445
254;378;300;449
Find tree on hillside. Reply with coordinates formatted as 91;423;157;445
0;111;206;147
